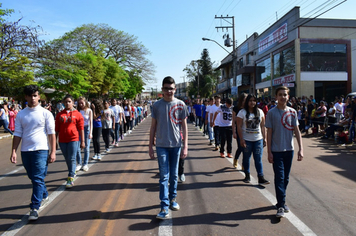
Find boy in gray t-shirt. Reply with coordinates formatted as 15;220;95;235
265;86;303;218
149;76;188;220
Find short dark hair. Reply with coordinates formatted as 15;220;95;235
275;86;290;96
214;95;221;99
24;85;39;96
226;98;232;105
162;76;175;86
62;94;74;102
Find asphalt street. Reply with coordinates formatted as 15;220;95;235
0;116;355;236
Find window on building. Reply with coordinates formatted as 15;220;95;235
246;53;250;65
300;43;346;72
239;58;243;68
256;57;271;83
273;46;295;78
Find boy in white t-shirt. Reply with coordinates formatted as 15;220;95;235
10;85;56;221
213;98;233;158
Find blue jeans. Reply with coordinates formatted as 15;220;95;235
242;139;264;176
207;122;214;141
156;147;181;210
110;123;120;142
76;126;91;166
21;150;49;210
0;119;13;135
59;141;79;177
195;116;202;128
272;151;294;208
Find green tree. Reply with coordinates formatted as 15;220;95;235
124;70;144;99
0;5;43;96
184;49;218;98
43;23;155;83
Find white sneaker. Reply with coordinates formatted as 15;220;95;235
97;155;102;161
92;154;98;160
82;165;89;172
75;165;82;172
106;148;110;153
124;133;127;136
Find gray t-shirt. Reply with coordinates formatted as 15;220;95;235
152;98;188;148
265;106;299;152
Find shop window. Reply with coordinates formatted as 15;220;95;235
300;43;346;72
256;57;271;83
273;46;295;78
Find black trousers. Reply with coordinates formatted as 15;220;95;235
102;128;111;149
178;158;184;175
93;127;102;154
219;126;232;154
214;126;221;146
124;116;130;133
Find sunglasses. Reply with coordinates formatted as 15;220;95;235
162;87;175;92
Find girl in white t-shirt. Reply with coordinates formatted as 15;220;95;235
236;94;270;185
76;97;93;172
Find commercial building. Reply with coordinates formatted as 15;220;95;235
217;6;356;102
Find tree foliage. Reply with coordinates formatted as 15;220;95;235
0;5;43;96
43;23;155;83
184;49;220;98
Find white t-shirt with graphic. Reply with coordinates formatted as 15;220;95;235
216;104;233;127
237;108;264;141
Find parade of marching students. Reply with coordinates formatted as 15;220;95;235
1;0;356;235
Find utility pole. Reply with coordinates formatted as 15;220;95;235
215;15;236;88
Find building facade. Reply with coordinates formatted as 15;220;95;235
217;6;356;102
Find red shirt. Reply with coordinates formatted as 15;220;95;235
55;109;84;143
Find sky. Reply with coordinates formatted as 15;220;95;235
2;0;354;91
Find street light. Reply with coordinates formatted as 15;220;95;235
202;37;230;54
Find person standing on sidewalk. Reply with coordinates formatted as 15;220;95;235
149;76;188;220
236;94;270;186
213;98;234;158
55;94;85;188
232;93;247;168
10;85;56;221
265;86;303;218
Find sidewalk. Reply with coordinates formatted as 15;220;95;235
0;128;12;140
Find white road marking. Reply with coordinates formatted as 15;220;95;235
1;148;109;236
0;167;24;181
225;157;317;236
158;211;173;236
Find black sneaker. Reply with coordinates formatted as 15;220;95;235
276;207;285;218
243;173;250;183
29;209;38;221
258;176;270;185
